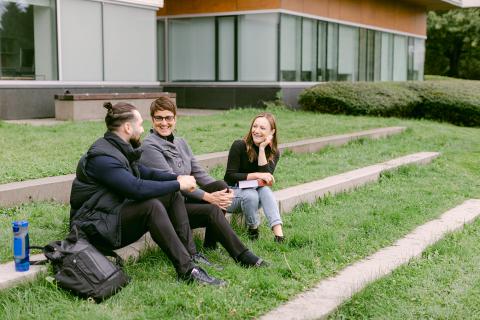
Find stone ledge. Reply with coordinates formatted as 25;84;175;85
0;151;437;292
260;199;480;320
0;126;406;207
275;152;440;214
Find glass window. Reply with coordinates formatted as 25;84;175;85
103;3;156;81
169;17;215;81
366;30;375;81
373;31;382;81
218;16;235;81
317;21;327;81
157;20;165;81
60;0;102;81
407;37;424;81
326;22;338;81
393;34;407;81
358;29;376;81
238;13;278;81
280;14;300;81
0;0;57;80
338;25;358;82
301;18;317;81
380;32;393;81
413;38;425;80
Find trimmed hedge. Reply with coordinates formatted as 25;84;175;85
298;80;480;127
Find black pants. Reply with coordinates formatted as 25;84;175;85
119;196;194;275
185;181;248;259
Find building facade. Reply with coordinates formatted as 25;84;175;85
0;0;463;119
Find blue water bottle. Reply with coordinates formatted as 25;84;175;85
12;220;30;272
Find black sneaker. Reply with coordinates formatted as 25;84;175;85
236;250;269;268
274;235;285;243
181;266;227;287
248;228;259;240
192;253;223;270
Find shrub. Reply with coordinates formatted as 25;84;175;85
298;80;480;127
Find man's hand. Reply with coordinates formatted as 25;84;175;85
177;175;196;192
203;188;233;210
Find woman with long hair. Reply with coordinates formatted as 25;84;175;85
224;112;285;242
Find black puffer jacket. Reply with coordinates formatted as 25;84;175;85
70;137;136;250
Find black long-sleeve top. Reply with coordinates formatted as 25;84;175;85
86;155;180;201
224;139;280;186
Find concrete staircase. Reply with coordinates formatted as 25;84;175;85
0;127;405;207
0;150;439;291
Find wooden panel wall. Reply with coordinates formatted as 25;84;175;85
157;0;281;16
158;0;426;36
281;0;427;36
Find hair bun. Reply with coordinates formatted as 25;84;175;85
103;102;113;111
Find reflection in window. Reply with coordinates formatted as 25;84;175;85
280;14;300;81
393;34;408;81
169;18;215;81
218;16;235;81
326;23;338;81
0;0;57;80
407;37;425;81
380;33;394;81
158;20;165;81
238;13;278;81
301;18;317;81
413;38;425;80
317;21;327;81
338;25;358;82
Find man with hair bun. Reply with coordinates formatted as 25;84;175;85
69;102;225;286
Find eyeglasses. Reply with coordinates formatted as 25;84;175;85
153;115;175;122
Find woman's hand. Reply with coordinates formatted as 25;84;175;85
256;172;275;185
259;135;273;149
177;175;196;192
203;189;233;210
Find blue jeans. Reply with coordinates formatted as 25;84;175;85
226;186;282;229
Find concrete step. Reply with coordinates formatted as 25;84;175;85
275;152;440;214
260;199;480;320
0;126;405;207
0;150;437;292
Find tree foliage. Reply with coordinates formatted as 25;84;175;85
425;8;480;79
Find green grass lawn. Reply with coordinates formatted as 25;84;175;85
331;219;480;319
0;107;402;184
1;110;479;319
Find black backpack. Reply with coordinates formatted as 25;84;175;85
32;227;130;302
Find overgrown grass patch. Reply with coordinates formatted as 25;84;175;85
331;219;480;319
0;107;399;184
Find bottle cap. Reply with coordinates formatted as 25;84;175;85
12;220;28;228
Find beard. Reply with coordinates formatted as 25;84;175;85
130;135;141;149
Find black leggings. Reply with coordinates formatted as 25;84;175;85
119;197;194;275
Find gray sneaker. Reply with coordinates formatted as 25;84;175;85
192;253;224;270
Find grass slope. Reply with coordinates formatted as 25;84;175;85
0;107;398;184
331;219;480;319
0;112;479;319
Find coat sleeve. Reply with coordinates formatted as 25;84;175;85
86;155;180;200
